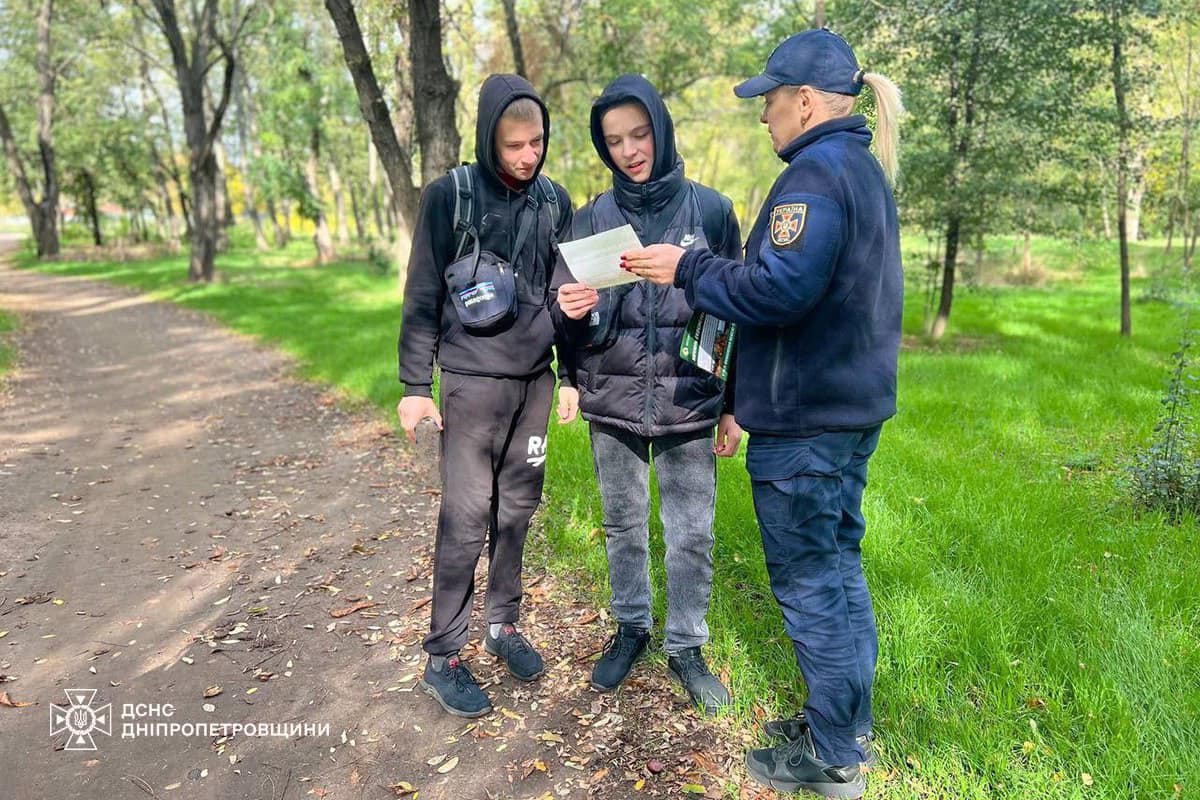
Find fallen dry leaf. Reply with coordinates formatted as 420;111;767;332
330;601;378;619
1082;773;1094;787
0;691;34;708
408;597;432;613
437;756;459;774
389;782;418;798
203;685;222;698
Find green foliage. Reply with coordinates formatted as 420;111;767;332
1127;314;1200;519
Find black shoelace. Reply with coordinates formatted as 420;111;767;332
673;654;712;684
779;732;814;766
603;632;639;660
447;660;480;692
504;630;534;656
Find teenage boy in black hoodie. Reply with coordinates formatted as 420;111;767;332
397;74;573;718
555;75;742;715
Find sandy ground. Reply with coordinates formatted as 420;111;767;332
0;238;751;800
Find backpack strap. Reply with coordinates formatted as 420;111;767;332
536;173;560;234
450;165;475;261
692;183;734;254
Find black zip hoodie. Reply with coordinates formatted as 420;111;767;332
398;74;573;396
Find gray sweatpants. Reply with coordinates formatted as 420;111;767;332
589;422;717;653
423;369;554;656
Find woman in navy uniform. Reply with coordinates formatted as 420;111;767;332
623;29;904;799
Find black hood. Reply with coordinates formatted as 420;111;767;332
475;73;550;193
590;74;684;214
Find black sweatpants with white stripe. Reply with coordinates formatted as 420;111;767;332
422;368;554;656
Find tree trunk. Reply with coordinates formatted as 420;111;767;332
929;5;981;341
1127;150;1145;242
328;160;351;247
325;0;419;228
82;170;102;246
135;15;187;245
0;0;60;257
213;138;233;251
1177;33;1194;272
1022;229;1032;274
240;171;268;250
189;156;220;281
1111;10;1132;336
813;0;826;28
305;127;336;265
931;214;960;340
266;196;288;247
500;0;527;78
348;178;367;243
232;68;269;251
153;157;182;248
150;0;245;282
34;0;60;256
409;0;461;186
281;198;293;241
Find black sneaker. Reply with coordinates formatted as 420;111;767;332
745;726;866;799
419;654;492;718
590;624;650;691
764;712;879;768
667;647;731;715
484;623;545;681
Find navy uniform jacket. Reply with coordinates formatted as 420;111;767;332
675;115;902;436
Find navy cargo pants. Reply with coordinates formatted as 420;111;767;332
746;425;882;767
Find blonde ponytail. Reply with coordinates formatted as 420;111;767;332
860;72;903;185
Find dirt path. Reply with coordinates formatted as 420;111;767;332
0;240;746;800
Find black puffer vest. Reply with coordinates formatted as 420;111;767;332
574;183;726;437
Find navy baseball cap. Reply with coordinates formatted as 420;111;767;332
734;28;864;98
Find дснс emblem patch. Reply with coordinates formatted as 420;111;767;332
770;202;808;248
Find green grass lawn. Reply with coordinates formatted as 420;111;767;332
0;309;16;377
16;233;1200;798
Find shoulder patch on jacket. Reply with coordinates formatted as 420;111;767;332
769;202;808;248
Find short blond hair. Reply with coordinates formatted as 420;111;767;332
501;97;542;124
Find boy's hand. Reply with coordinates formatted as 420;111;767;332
714;413;742;457
398;396;442;444
558;282;600;320
557;387;580;424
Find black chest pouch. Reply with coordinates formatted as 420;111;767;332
446;194;539;337
446;247;519;335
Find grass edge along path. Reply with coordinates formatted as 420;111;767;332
0;308;17;379
16;235;1200;800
